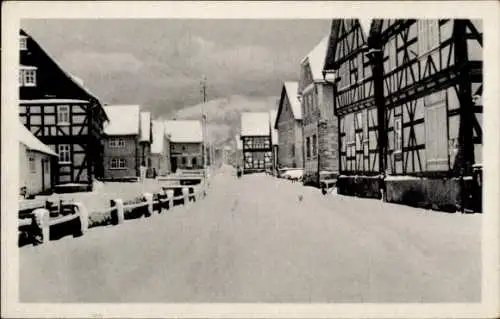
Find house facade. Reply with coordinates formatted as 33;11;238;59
240;112;273;174
19;29;108;188
275;81;303;170
150;120;171;177
165;120;204;172
299;35;338;186
102;105;143;181
325;19;483;212
269;110;279;173
19;122;57;198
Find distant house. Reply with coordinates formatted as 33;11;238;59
150;120;171;177
240;112;272;174
275;81;303;170
298;34;338;186
19;122;58;198
102;105;150;181
19;29;108;189
164;120;204;172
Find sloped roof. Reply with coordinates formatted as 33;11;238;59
151;120;166;154
241;112;270;137
103;105;140;136
164;120;203;143
139;111;151;142
284;82;302;119
19;122;57;156
269;110;279;145
300;35;330;82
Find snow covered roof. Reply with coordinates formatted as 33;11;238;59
300;35;330;82
139;111;151;142
19;122;57;156
20;99;90;104
269;110;279;145
103;105;140;136
164;120;203;143
151;120;166;154
284;82;302;119
241;112;270;137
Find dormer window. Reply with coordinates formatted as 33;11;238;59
20;36;27;51
19;65;37;87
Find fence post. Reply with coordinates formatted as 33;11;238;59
166;189;174;210
73;202;88;236
182;187;189;206
143;193;153;217
33;208;50;244
110;198;124;225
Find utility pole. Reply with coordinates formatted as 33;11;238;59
200;75;208;168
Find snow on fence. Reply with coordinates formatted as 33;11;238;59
18;176;208;247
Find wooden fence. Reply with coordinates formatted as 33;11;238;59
18;175;208;247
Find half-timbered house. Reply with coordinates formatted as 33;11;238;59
323;19;381;197
19;29;108;190
165;120;204;172
325;19;483;212
274;81;303;170
299;35;338;186
240;112;272;174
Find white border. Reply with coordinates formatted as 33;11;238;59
2;1;499;318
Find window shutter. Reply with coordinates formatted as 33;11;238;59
425;100;448;171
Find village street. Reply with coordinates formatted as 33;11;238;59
20;166;481;303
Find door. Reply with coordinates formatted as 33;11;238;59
171;156;178;173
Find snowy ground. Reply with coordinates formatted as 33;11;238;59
20;167;481;303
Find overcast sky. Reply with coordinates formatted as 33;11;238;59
22;19;331;118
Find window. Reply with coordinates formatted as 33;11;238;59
109;138;125;148
424;93;448;171
29;157;36;173
312;134;317;157
20;36;27;51
110;157;127;169
417;20;440;55
181;157;187;165
57;105;70;125
306;137;311;159
43;159;49;172
192;157;197;166
58;144;71;163
19;66;37;87
394;115;403;153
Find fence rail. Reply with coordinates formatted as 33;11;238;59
18;172;209;247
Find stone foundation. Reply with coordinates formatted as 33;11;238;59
336;175;383;199
385;176;482;213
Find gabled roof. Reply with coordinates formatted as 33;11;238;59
269;110;278;145
103;105;140;136
164;120;203;143
20;29;109;122
300;35;330;82
240;112;270;137
19;122;57;156
151;120;166;154
139;111;151;142
275;81;301;128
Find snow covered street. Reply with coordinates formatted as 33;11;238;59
20;168;481;303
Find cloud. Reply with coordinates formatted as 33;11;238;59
60;51;144;75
